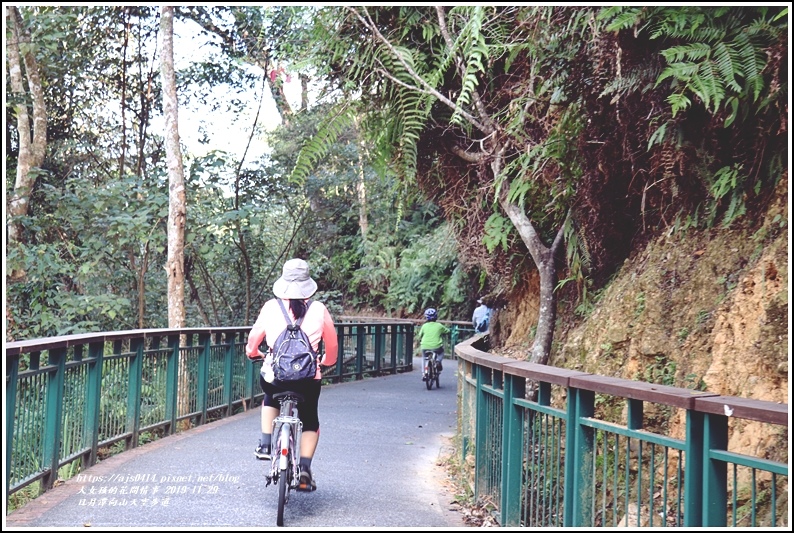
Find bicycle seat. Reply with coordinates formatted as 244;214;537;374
273;391;305;403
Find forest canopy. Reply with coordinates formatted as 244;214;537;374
5;6;788;351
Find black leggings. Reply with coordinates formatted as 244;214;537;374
259;376;322;432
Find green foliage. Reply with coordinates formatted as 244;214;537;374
643;355;677;387
557;215;591;302
381;223;464;317
684;372;707;391
602;6;787;118
6;481;41;513
288;104;357;185
445;6;488;125
6;172;166;338
707;164;748;228
482;213;512;253
7;5;787;343
634;292;646;318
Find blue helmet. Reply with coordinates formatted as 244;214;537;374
424;308;438;320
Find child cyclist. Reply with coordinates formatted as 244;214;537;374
415;308;450;381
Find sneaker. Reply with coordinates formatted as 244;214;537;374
297;467;316;492
437;362;443;371
254;444;271;460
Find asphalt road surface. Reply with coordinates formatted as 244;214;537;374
6;356;467;529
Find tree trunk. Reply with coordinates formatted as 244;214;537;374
119;8;130;175
300;73;310;111
161;5;188;427
137;242;149;329
160;6;186;330
185;259;211;326
267;62;293;125
492;150;565;366
7;6;47;257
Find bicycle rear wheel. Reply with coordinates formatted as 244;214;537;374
277;467;287;526
276;425;292;526
425;362;434;390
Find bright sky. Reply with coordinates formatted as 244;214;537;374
171;18;305;164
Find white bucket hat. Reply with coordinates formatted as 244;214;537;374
272;258;318;299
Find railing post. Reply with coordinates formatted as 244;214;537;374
389;325;398;374
702;412;729;526
374;324;383;374
6;352;20;501
684;409;705;526
627;398;644;527
460;358;470;466
127;338;144;449
165;334;180;434
355;325;365;380
43;347;66;490
563;386;576;526
501;371;525;526
570;387;595;527
474;364;488;501
406;323;414;371
197;333;211;425
450;325;459;355
223;331;235;417
84;341;105;467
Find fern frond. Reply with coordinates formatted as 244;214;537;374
661;43;712;63
289;104;356;184
692;60;725;111
443;6;489;125
647;121;669;150
600;7;643;32
666;93;691;117
713;42;742;93
733;32;765;101
600;71;645;98
657;62;699;85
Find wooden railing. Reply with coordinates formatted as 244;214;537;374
456;334;788;527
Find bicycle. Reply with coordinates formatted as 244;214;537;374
264;390;304;527
422;349;441;390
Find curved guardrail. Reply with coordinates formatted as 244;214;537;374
5;321;417;506
455;334;788;527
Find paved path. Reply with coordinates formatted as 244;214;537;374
6;357;467;529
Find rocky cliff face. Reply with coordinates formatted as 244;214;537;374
493;173;788;460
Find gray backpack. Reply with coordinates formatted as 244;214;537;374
270;299;318;381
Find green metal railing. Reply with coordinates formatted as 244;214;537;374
5;321;415;505
457;335;789;527
323;322;415;381
338;316;476;359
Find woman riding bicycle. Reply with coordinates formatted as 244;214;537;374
245;258;338;492
415;307;450;381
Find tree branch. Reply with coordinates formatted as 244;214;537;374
450;144;486;163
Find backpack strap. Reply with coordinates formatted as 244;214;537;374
277;299;294;327
277;299;313;328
